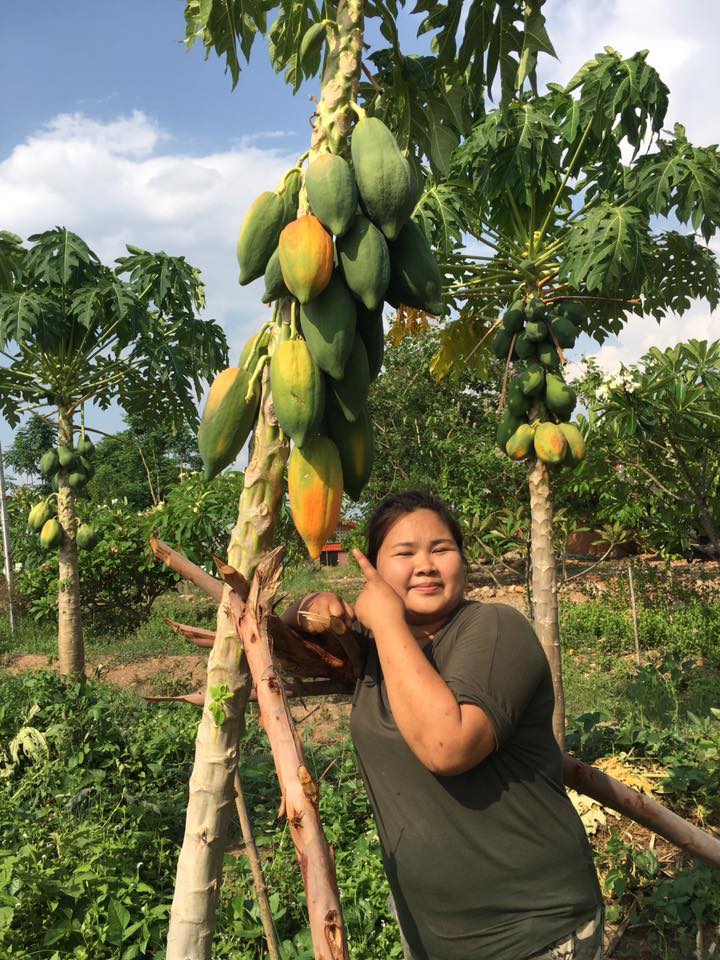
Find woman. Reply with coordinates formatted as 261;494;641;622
283;491;603;960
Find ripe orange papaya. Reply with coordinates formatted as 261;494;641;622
237;191;285;286
300;272;356;379
305;153;358;237
328;334;370;423
386;219;442;315
336;215;390;310
279;215;334;304
198;367;260;480
534;422;568;464
356;304;384;382
269;339;325;447
351;116;416;240
288;435;343;559
506;424;535;460
326;399;374;501
558;422;586;466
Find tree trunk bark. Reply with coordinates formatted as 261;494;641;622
57;405;84;675
528;458;565;748
166;350;289;960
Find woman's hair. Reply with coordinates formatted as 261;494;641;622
365;491;465;566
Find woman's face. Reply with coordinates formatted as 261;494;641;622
375;508;465;627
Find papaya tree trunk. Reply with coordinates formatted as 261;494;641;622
528;458;565;748
166;348;289;960
57;405;84;675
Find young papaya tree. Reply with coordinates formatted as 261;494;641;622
168;2;555;956
419;48;720;745
0;228;227;674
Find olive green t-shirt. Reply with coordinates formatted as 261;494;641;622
350;601;602;960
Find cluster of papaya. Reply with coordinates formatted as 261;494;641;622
199;108;444;559
27;498;97;552
32;433;98;551
493;299;587;468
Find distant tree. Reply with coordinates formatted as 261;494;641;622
3;413;56;484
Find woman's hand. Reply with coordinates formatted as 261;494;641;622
298;591;355;634
352;548;406;634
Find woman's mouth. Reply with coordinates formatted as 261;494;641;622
412;584;441;593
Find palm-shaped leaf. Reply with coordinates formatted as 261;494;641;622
561;202;651;296
25;227;102;288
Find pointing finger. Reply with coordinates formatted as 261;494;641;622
352;548;379;580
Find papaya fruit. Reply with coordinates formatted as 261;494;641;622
336;215;390;310
496;410;525;451
386;219;442;315
261;247;290;305
556;300;587;326
545;373;577;421
279;215;334;304
549;313;578;349
357;304;384;382
558;422;586;466
506;424;535;461
39;518;64;550
518;363;545;397
76;435;95;457
39;449;59;477
288;435;343;559
270;339;325;447
525;298;547;321
76;523;98;550
300;272;357;379
237;191;285;285
326;399;374;501
57;445;76;470
28;500;53;532
537;340;560;371
305;153;358;237
67;471;87;490
514;332;536;361
507;380;531;417
279;168;303;227
491;327;513;360
238;327;270;373
502;301;526;333
77;455;95;479
526;319;548;342
351;116;416;241
198;367;260;480
328;335;370;423
534;422;568;464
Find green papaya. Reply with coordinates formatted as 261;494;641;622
526;320;548;343
198;367;261;480
306;154;358;237
76;523;98;550
502;301;526;333
556;301;587;326
261;247;290;305
237;191;285;285
558;422;586;466
238;327;270;373
28;500;53;532
491;327;513;360
506;424;535;461
300;272;357;380
514;333;536;361
545;373;577;421
328;335;370;423
496;410;525;451
549;313;579;349
534;421;568;464
518;363;545;397
507;380;531;417
351;116;416;240
270;339;325;447
337;215;390;310
39;449;59;477
67;471;87;490
326;399;374;501
537;340;560;371
77;455;95;480
57;446;76;470
386;219;442;315
357;305;384;382
279;168;303;227
76;435;95;457
39;518;64;550
525;298;547;321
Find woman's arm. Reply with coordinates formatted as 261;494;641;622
352;550;496;776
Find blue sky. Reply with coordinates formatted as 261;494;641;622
1;1;717;469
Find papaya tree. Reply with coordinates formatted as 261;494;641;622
167;2;555;956
417;48;720;744
0;228;227;673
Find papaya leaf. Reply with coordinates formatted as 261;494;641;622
429;312;498;382
183;0;269;88
25;228;102;288
0;231;26;293
0;292;53;350
641;231;720;319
